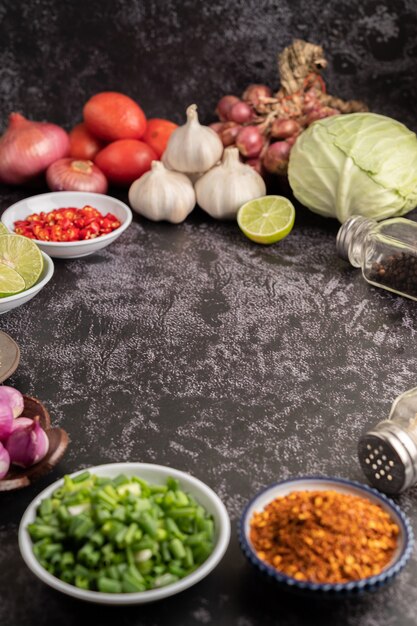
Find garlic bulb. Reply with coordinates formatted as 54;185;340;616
163;104;223;173
161;150;203;184
128;161;195;223
195;147;266;220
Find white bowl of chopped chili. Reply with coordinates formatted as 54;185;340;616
239;476;413;595
19;462;231;605
1;191;132;259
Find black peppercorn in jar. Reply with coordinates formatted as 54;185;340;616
336;216;417;301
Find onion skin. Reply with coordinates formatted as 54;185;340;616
220;122;241;147
0;442;10;479
0;113;70;185
46;158;108;193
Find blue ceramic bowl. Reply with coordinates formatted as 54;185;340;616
239;476;414;596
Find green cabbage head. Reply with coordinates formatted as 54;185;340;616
288;112;417;223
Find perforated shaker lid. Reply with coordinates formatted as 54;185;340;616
358;421;417;494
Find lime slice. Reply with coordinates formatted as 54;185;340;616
237;195;296;245
0;263;26;297
0;235;43;289
0;223;9;235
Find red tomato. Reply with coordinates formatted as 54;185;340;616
83;92;147;142
94;140;157;186
143;118;178;158
68;123;104;160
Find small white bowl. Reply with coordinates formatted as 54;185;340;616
239;476;414;596
19;462;231;605
1;191;132;259
0;251;54;314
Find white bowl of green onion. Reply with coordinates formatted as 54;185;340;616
18;462;231;605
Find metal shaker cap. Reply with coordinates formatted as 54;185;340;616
358;421;417;494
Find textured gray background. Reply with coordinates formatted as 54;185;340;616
1;1;417;625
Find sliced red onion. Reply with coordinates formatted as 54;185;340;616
5;416;49;468
0;386;24;418
0;401;14;441
0;442;10;479
9;416;33;432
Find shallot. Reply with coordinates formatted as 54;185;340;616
0;386;24;418
0;401;13;440
242;84;272;106
0;443;10;479
215;95;240;121
46;158;108;193
236;126;264;158
229;101;253;124
0;113;69;185
5;415;49;468
263;141;292;175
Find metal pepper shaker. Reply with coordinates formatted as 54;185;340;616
336;215;417;301
358;386;417;494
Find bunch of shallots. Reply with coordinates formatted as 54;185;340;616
211;40;367;178
0;387;49;479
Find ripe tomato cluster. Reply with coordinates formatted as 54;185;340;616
14;205;121;242
66;93;178;188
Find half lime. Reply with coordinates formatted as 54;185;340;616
0;235;43;289
237;195;296;245
0;263;26;297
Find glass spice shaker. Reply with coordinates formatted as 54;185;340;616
358;386;417;494
336;215;417;301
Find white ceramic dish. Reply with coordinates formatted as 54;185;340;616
0;251;54;314
1;191;132;259
239;476;414;596
19;462;231;605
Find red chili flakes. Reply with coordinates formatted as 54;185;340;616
14;205;121;242
249;490;399;584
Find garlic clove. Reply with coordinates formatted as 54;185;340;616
163;104;223;174
195;147;266;220
128;160;196;224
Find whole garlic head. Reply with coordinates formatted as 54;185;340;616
195;147;266;220
163;104;223;174
128;161;195;224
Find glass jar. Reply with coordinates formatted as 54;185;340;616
358;386;417;494
336;215;417;301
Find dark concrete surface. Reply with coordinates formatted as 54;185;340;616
1;1;417;625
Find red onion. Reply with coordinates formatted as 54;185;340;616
0;386;24;419
215;95;240;121
46;158;108;193
263;141;292;175
9;417;33;433
242;84;272;107
270;118;301;140
5;415;49;468
220;122;241;147
0;442;10;479
0;401;13;440
236;125;264;158
0;113;69;185
228;101;253;124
